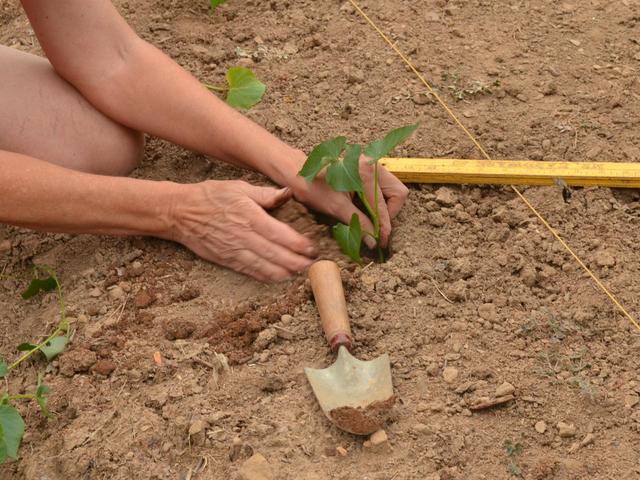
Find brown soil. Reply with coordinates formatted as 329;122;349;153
2;0;640;479
329;395;397;435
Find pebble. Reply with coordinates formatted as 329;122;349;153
495;382;516;397
108;286;125;300
335;446;348;457
0;239;11;253
238;453;274;480
364;429;389;450
443;366;459;383
412;423;431;435
624;393;639;409
89;287;102;298
189;418;207;436
134;290;155;308
580;432;595;447
412;92;433;105
557;421;577;438
535;421;547;434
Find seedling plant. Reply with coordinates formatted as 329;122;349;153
204;67;266;110
299;124;418;263
0;267;70;465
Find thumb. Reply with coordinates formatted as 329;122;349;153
243;185;293;210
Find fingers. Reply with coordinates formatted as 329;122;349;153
362;175;392;248
379;168;409;219
229;250;293;283
332;199;377;250
244;232;313;274
248;202;317;257
242;184;293;210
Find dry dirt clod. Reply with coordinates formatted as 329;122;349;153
435;187;457;207
442;366;459;384
557;421;577;438
59;348;98;377
253;328;277;351
535;421;547;434
624;393;639;408
134;289;156;308
238;453;273;480
92;359;116;376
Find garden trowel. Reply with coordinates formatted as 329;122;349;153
304;260;395;435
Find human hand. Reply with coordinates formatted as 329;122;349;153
167;180;316;282
289;155;409;248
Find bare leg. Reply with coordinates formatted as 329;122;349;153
0;45;144;176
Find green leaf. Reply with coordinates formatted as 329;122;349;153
210;0;226;10
325;144;364;193
0;405;25;463
225;67;266;109
298;137;347;183
333;214;362;264
364;123;419;164
40;337;67;362
35;375;50;417
21;276;57;300
16;343;37;352
0;360;7;379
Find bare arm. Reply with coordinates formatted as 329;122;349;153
19;0;302;185
0;150;314;282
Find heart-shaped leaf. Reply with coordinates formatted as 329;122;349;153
40;337;67;362
364;123;419;164
21;277;57;300
0;405;25;464
325;144;364;193
298;136;347;183
333;214;362;264
0;360;7;379
225;67;266;109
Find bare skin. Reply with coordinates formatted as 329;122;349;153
0;0;409;281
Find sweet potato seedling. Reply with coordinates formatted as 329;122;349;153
205;67;266;110
210;0;226;11
0;267;70;465
299;124;419;263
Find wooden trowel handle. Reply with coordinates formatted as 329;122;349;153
308;260;353;352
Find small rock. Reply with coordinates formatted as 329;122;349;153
624;393;639;409
446;280;467;302
412;92;433;105
535;421;547;434
542;139;552;150
163;318;196;340
335;446;348;457
585;146;602;160
253;328;277;351
189;418;207;436
0;239;11;254
557;421;576;438
412;423;431;435
435;187;457;207
364;429;389;450
580;433;595;447
108;286;125;300
520;265;537;287
495;382;516;397
89;287;103;298
238;453;273;480
92;359;116;376
443;366;459;384
569;39;581;47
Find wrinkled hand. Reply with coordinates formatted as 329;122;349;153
290;156;409;248
168;180;316;282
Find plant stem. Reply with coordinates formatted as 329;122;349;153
6;393;36;401
373;163;384;262
203;83;226;92
8;327;63;371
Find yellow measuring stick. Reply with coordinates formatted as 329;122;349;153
380;158;640;188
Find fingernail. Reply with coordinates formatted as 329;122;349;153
305;245;318;257
364;237;376;249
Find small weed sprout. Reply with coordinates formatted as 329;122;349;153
298;124;419;263
0;266;71;465
504;440;524;478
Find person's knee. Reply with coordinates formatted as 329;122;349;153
90;127;145;177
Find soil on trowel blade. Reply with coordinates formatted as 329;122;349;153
329;395;397;435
